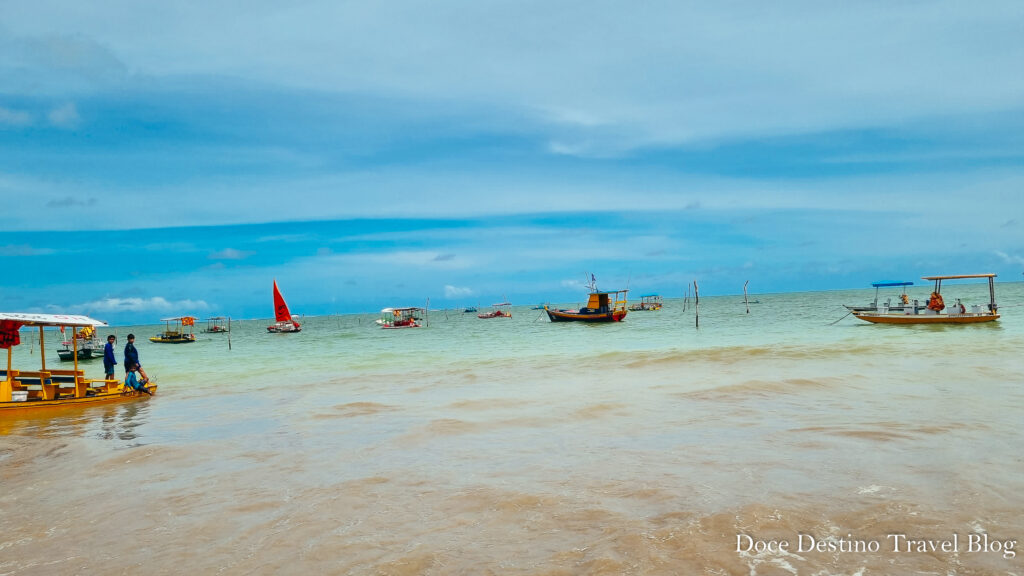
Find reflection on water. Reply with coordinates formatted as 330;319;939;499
1;284;1022;574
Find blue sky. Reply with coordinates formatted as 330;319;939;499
1;1;1023;323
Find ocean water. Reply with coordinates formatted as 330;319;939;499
2;283;1024;575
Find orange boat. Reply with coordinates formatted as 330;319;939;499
545;276;628;323
478;302;512;319
852;274;999;325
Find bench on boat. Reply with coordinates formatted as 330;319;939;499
2;369;119;401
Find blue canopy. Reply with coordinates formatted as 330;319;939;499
871;281;913;288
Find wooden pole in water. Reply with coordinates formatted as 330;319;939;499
228;317;232;351
744;280;750;314
694;280;700;329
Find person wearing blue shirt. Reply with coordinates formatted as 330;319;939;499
124;362;153;395
103;334;117;380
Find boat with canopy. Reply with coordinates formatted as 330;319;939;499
1;313;156;410
629;294;663;311
478;301;512;319
852;274;999;324
377;307;424;329
203;316;229;333
56;324;102;361
268;280;301;333
150;316;197;343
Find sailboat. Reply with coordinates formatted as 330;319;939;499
267;280;302;333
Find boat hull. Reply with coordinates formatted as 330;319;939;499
0;385;157;412
545;309;627;322
57;348;96;361
853;312;999;324
149;335;196;343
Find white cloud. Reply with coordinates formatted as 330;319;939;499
48;102;80;127
0;106;33;127
0;244;55;256
209;248;255;260
995;251;1024;267
69;297;210;313
444;285;474;299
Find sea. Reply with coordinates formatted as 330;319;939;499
2;282;1023;575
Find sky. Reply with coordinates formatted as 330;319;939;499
1;1;1023;323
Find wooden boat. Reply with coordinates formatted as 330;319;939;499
478;301;512;319
150;316;197;343
56;325;102;361
463;306;478;313
845;281;914;312
629;294;663;311
377;307;423;329
267;280;301;333
545;277;629;323
203;316;229;333
853;274;999;324
1;313;156;410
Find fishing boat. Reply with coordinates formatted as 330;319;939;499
844;281;914;312
203;316;230;333
377;307;423;329
1;313;156;410
478;301;512;319
852;274;999;324
545;276;629;323
267;280;302;333
150;316;197;343
463;306;478;313
629;294;663;311
56;325;102;361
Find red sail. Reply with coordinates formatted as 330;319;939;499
273;280;292;322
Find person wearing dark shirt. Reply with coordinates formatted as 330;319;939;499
103;335;117;380
123;334;149;381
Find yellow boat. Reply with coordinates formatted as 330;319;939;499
150;316;197;343
852;274;1000;325
0;313;156;411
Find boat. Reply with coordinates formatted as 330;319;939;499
267;280;302;333
377;307;423;329
852;274;999;324
1;312;156;410
150;316;197;343
478;301;512;319
545;276;629;323
463;306;478;313
56;325;102;361
203;316;230;333
629;294;663;311
844;281;914;312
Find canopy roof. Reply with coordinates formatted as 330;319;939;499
591;289;629;294
871;281;914;288
161;316;197;322
639;293;661;298
922;274;996;281
206;316;227;320
0;313;107;327
380;307;423;313
492;302;512;306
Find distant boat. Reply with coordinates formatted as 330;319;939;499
150;316;197;343
267;280;301;333
853;274;1000;324
203;316;229;333
545;275;628;323
478;302;512;319
57;325;102;361
377;307;422;329
463;306;478;313
629;294;662;311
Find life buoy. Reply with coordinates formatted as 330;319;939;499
927;292;945;311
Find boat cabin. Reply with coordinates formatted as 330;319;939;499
379;307;423;328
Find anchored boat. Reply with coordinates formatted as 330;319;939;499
268;280;302;333
377;307;423;329
150;316;197;343
852;274;999;324
1;313;156;410
629;294;663;311
478;301;512;319
56;325;102;361
203;316;230;333
545;276;629;323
